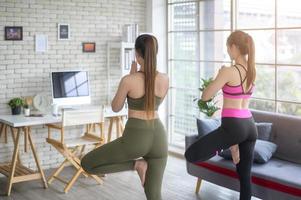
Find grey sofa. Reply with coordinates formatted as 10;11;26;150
185;110;301;200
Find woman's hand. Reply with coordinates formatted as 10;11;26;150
130;61;138;74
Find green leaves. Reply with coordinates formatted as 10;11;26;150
199;77;214;92
195;78;219;117
8;98;24;108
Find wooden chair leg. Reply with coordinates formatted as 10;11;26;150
195;178;202;194
0;123;3;141
119;118;124;134
107;118;113;143
6;128;21;196
4;125;8;144
48;159;69;184
64;168;83;193
88;174;103;185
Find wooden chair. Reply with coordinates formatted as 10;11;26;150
46;107;105;193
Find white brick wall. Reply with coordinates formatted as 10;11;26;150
0;0;146;170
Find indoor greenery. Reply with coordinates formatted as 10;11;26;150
195;78;219;117
8;97;24;108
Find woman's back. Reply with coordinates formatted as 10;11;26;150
222;64;254;110
126;71;169;120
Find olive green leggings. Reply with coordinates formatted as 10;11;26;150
81;118;168;200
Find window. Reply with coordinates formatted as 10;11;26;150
168;0;301;148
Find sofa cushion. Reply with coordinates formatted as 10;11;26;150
219;139;278;164
194;156;301;197
252;109;301;165
255;122;273;141
197;118;272;140
196;117;221;137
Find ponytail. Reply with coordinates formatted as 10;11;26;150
246;35;256;90
227;30;256;90
135;34;158;119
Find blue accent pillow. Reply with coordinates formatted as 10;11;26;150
219;139;278;164
196;117;221;137
196;118;273;141
255;122;273;141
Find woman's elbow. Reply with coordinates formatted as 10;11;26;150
111;102;121;112
112;106;121;112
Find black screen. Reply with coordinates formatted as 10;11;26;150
52;71;89;98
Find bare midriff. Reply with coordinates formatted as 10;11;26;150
222;97;250;110
128;109;159;120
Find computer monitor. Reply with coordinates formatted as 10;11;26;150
51;71;91;106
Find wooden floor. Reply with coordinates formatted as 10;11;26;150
0;155;260;200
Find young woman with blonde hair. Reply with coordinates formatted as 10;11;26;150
185;30;257;200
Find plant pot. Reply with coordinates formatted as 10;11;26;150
24;108;30;116
12;106;21;115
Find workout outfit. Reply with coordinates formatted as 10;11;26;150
185;64;258;200
81;94;168;200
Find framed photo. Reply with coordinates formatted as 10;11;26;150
82;42;96;53
58;23;70;40
5;26;23;40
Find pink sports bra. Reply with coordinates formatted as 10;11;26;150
222;64;254;99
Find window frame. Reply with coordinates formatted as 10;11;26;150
167;0;301;148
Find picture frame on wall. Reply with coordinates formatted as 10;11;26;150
58;23;70;40
82;42;96;53
5;26;23;40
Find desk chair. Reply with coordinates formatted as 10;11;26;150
46;107;105;193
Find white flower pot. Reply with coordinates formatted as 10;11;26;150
24;108;30;116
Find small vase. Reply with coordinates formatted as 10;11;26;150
12;106;21;115
24;108;30;116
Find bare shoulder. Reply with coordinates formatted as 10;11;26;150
121;74;131;83
220;65;239;74
157;72;169;84
122;72;143;83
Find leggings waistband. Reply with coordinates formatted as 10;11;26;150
221;108;252;118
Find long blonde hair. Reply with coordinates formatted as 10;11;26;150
227;30;256;89
135;34;158;119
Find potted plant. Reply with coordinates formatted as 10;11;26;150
194;78;220;118
8;98;24;115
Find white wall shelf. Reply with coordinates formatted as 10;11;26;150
106;41;135;104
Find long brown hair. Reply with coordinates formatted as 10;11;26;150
135;34;158;119
227;30;256;90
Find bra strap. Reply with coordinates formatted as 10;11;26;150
233;65;245;94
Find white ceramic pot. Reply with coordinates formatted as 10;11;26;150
24;108;30;116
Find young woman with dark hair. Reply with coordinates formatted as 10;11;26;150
81;34;169;200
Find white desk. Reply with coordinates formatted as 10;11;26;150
0;115;56;195
0;106;127;196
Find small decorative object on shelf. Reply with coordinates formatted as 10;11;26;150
194;78;220;118
8;97;24;115
106;41;135;104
